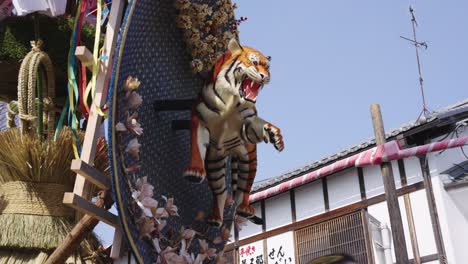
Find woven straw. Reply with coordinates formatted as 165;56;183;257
108;0;237;263
14;40;55;137
0;181;73;217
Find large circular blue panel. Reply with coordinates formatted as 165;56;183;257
107;0;237;263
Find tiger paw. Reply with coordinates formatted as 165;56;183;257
236;205;256;218
263;123;284;152
183;167;206;184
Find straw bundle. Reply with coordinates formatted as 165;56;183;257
0;128;109;264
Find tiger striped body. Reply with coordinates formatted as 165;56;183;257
184;39;284;227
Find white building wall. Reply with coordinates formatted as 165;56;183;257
327;168;361;210
294;179;325;221
403;157;423;185
363;161;401;198
265;192;292;230
409;189;438;258
427;128;468;264
430;173;468;264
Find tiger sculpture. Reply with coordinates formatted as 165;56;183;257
183;38;284;227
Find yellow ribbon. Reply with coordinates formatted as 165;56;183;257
83;0;103;113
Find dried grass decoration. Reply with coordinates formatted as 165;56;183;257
0;128;108;264
175;0;240;74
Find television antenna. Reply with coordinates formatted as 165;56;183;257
400;6;431;122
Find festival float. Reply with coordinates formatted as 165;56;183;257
107;0;283;263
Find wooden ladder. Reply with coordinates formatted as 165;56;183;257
63;0;125;259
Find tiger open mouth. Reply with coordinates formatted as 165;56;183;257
240;78;262;103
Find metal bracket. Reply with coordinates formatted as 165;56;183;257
172;120;190;130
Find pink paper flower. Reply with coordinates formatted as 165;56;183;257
138;217;156;237
139;184;154;200
199;239;217;258
213;226;231;244
155;207;169;218
115;122;127;132
165;197;179;216
126;113;143;136
126;138;142;159
182;229;197;240
126;92;143;109
116;112;144;135
141;196;158;209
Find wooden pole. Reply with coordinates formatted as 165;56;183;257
398;160;421;264
403;195;421;264
45;191;111;264
419;155;447;263
370;104;409;263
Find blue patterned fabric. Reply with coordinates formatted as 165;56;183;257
107;0;236;263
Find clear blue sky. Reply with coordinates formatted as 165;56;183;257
234;0;468;182
97;0;468;246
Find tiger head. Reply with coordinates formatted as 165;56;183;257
213;38;271;104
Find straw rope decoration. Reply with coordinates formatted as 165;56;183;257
8;40;56;139
0;128;109;255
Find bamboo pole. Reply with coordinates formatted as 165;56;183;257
45;191;110;264
370;104;409;263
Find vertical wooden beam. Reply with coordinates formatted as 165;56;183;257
419;155;447;263
234;219;239;246
370;104;409;263
358;168;372;262
233;215;239;264
260;200;267;264
263;239;268;264
398;159;421;264
361;209;375;264
358;167;366;200
261;200;266;232
110;229;124;259
322;178;330;211
290;189;296;222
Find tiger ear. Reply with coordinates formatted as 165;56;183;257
228;38;242;54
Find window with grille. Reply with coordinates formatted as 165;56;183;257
295;211;369;264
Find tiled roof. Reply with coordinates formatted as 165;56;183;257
253;99;468;192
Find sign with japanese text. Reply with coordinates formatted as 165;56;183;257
266;232;296;264
239;240;265;264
